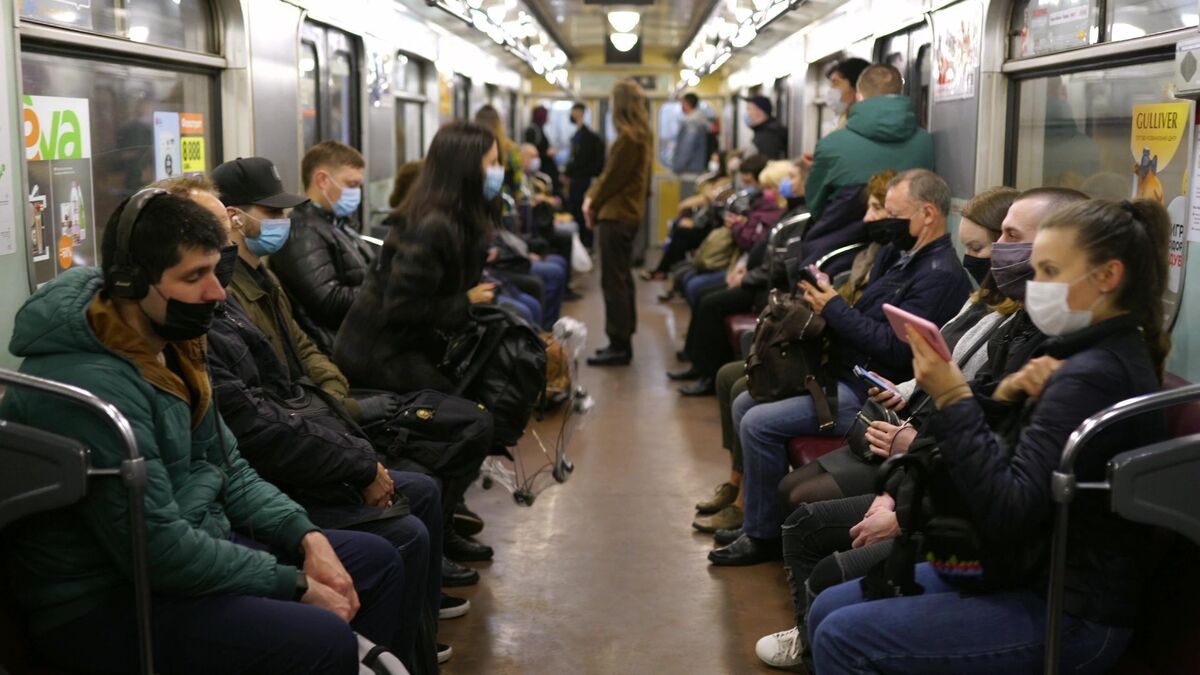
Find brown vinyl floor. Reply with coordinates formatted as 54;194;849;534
439;266;796;674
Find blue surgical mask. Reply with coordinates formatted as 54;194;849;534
240;212;292;257
779;176;795;199
484;165;505;200
322;174;361;217
743;113;753;128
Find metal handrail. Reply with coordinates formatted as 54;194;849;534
1044;383;1200;675
815;242;867;270
0;368;153;675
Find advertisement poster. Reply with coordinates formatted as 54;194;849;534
934;0;981;102
1130;101;1193;328
180;112;205;175
1017;0;1091;57
153;111;179;180
23;95;96;281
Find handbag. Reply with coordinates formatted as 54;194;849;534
744;288;837;431
845;398;902;463
692;226;737;272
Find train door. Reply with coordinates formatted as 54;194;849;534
394;53;428;165
878;23;933;129
300;20;360;150
453;74;471;121
17;0;222;289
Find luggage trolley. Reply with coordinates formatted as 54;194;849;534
1044;384;1200;675
0;368;154;675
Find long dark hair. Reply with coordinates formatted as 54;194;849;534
1040;198;1171;380
402;121;496;239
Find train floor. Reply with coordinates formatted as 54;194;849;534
440;263;796;674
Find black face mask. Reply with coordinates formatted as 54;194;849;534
867;217;918;250
149;286;217;342
961;254;991;285
215;243;239;289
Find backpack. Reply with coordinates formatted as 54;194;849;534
744;289;838;431
440;305;548;447
362;389;495;479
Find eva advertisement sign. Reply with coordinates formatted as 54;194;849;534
23;95;96;285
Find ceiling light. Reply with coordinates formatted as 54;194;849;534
607;10;640;33
486;3;508;23
752;0;772;10
467;0;484;8
731;25;756;48
128;25;150;42
610;32;638;52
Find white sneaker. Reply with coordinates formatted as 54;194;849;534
755;627;804;668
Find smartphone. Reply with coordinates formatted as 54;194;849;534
798;264;829;287
853;365;899;396
883;303;953;361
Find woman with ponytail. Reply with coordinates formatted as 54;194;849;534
807;198;1170;674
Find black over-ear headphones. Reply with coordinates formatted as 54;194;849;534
107;188;167;300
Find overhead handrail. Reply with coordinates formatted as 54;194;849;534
0;368;153;675
1044;383;1200;675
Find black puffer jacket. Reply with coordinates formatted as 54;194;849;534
926;314;1164;626
208;297;386;526
334;213;488;394
269;202;374;354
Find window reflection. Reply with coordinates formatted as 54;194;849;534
1108;0;1199;40
300;42;320;151
20;0;215;53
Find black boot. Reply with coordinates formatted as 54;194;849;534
587;342;632;367
679;376;716;396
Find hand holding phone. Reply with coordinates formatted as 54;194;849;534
883;303;953;361
853;365;900;397
798;264;830;287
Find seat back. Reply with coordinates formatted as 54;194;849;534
1108;434;1200;548
0;422;90;529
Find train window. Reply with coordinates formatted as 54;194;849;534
882;33;910;80
1106;0;1199;39
20;0;215;54
394;54;426;164
454;74;471;121
1012;60;1176;195
658;101;683;165
21;49;218;284
300;42;321;151
330;51;354;145
915;43;931;129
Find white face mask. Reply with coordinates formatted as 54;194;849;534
824;87;849;115
708;160;720;173
1024;270;1104;336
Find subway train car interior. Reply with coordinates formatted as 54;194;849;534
4;0;1200;673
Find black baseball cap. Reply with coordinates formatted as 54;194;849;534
211;157;308;209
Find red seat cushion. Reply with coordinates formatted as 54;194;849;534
787;436;845;467
724;313;757;355
1163;373;1200;437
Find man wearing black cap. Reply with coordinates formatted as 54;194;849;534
745;95;788;160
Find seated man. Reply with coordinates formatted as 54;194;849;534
270;141;373;354
710;169;972;566
1;191;406;674
207;162;483;590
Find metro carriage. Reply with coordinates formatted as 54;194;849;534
1;0;1200;674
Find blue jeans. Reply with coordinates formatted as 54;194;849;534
732;380;863;539
684;270;726;307
532;255;567;329
808;562;1132;674
34;529;405;675
498;292;541;327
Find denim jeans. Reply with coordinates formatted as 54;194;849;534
732;380;863;540
684;270;726;307
808;562;1133;674
498;292;541;327
531;256;567;329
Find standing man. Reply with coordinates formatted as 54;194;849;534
672;92;710;199
564;102;605;250
523;104;560;195
823;57;870;128
745;95;788;160
269;141;373;354
2;190;408;674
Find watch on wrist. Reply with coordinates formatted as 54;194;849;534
293;571;309;601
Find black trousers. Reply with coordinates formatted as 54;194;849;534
569;178;594;248
781;495;891;631
684;284;755;379
598;219;638;346
653;222;710;274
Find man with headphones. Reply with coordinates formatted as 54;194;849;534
0;189;409;674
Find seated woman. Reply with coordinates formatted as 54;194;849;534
682;160;790;307
808;198;1171;674
334;121;497;394
641;150;735;281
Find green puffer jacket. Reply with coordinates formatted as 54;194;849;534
803;94;935;219
1;267;318;633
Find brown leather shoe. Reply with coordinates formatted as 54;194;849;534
692;505;744;533
695;482;738;514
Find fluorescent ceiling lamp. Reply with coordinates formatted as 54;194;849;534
753;0;771;10
731;25;756;48
610;32;639;52
487;4;508;23
128;25;150;42
607;11;640;33
467;0;485;8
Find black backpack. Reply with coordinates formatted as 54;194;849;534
440;305;548;447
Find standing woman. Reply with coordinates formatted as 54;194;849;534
334;121;499;394
585;79;654;366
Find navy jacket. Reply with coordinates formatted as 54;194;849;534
821;234;972;398
926;314;1164;625
786;183;868;282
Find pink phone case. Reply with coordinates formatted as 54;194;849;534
882;303;953;361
